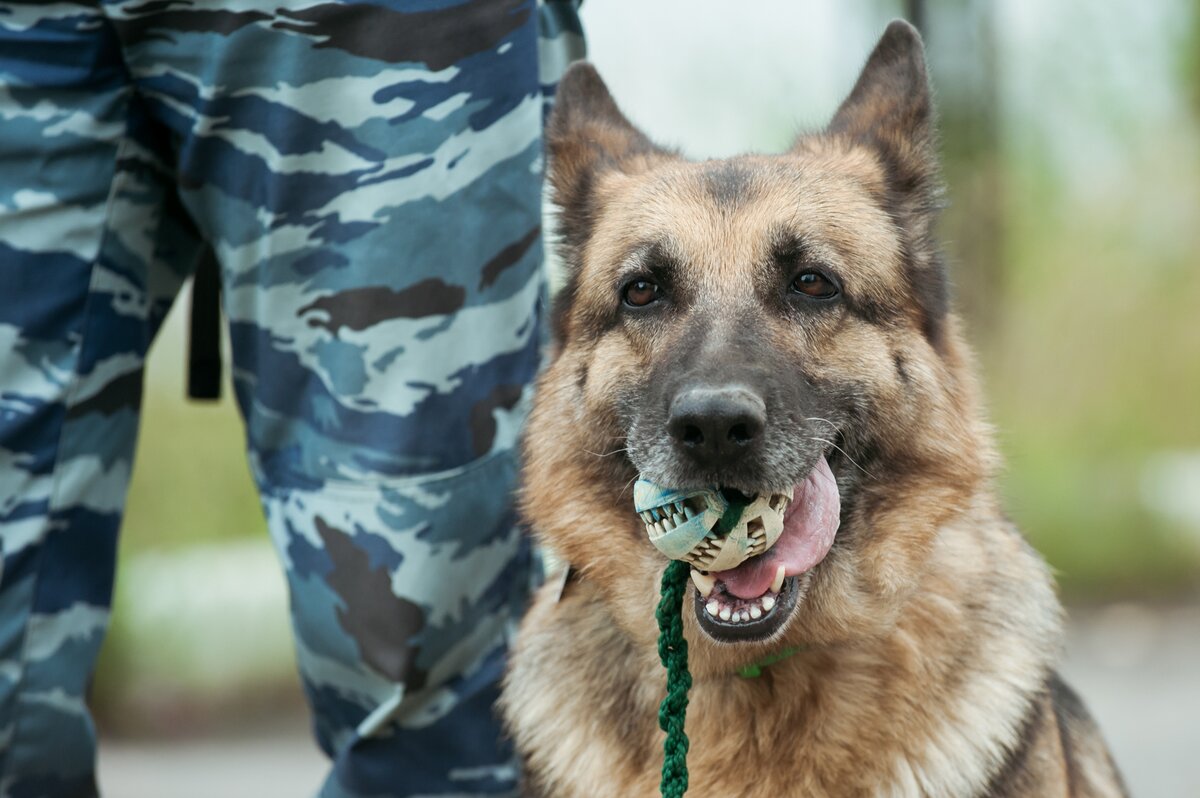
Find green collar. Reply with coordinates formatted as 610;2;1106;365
735;644;807;678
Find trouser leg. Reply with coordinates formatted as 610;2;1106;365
100;0;583;794
0;5;201;795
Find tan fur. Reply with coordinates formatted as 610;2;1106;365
502;21;1126;798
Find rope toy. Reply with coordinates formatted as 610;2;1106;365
646;479;787;798
648;481;805;796
656;564;807;797
656;559;692;798
635;480;793;572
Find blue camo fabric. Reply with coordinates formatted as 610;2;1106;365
0;1;584;795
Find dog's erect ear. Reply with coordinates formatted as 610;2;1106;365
823;19;940;231
827;20;935;169
826;21;949;349
547;63;668;265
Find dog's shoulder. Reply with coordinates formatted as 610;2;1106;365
502;574;661;797
1047;674;1130;798
980;672;1129;798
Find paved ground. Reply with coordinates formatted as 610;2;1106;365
100;724;327;798
99;602;1200;798
1058;602;1200;797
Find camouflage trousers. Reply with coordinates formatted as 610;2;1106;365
0;1;583;795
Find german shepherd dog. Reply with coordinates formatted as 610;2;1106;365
502;21;1127;798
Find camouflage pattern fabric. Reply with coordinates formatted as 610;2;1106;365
0;1;584;795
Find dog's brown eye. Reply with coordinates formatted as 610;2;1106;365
623;279;662;307
790;271;838;299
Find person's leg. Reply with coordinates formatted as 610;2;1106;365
105;1;582;794
0;5;202;794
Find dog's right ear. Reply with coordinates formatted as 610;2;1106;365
547;63;668;265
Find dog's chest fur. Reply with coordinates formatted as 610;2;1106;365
505;528;1063;798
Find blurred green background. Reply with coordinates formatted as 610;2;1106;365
93;0;1200;734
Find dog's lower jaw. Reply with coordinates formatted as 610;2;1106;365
693;573;806;643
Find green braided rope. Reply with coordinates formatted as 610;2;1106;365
656;559;692;798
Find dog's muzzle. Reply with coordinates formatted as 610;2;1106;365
633;480;793;572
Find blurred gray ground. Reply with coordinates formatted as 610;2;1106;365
98;602;1200;798
1059;603;1200;798
99;718;326;798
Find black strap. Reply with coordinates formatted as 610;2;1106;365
187;247;222;401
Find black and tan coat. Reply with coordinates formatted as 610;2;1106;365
501;21;1127;798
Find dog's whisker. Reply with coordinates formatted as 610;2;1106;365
809;436;875;480
584;446;631;458
621;473;641;496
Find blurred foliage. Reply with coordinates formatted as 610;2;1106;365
987;140;1200;597
972;0;1200;598
118;375;263;552
1180;1;1200;116
92;329;288;727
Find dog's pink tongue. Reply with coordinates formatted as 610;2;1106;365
715;456;841;600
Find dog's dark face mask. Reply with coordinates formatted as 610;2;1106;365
619;241;844;497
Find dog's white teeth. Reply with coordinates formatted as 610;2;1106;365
770;565;786;594
683;505;695;519
671;512;684;526
690;569;716;598
704;590;782;624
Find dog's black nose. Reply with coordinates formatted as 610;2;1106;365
667;385;765;466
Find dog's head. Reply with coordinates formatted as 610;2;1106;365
523;21;990;667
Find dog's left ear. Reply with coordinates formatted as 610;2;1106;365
547;63;671;266
825;20;949;348
827;20;936;184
